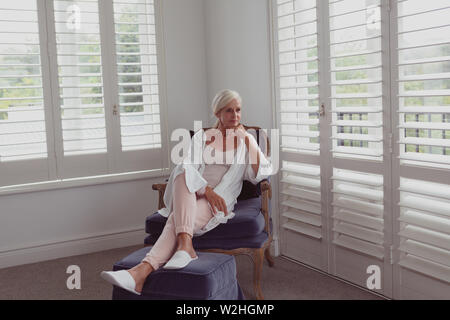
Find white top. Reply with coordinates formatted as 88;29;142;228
201;144;233;188
157;129;273;236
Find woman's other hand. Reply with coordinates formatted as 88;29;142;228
204;186;229;216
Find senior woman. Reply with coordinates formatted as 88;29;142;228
101;89;272;295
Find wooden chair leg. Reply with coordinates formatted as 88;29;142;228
251;248;265;300
264;247;275;267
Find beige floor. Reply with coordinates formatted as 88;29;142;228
0;245;384;300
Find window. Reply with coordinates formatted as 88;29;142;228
0;1;47;161
272;0;450;299
0;0;166;187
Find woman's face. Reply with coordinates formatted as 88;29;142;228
217;99;241;128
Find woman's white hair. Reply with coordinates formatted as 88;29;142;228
211;89;242;128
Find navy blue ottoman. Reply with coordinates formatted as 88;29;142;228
111;247;245;300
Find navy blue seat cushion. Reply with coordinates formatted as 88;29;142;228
112;247;244;300
146;196;265;239
145;231;270;250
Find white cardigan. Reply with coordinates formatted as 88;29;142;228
157;129;273;236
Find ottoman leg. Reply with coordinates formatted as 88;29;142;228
251;248;264;300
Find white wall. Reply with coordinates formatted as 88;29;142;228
0;0;209;268
162;0;209;134
204;0;274;130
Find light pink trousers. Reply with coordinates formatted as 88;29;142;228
141;172;214;270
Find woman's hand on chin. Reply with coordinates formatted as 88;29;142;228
233;124;248;140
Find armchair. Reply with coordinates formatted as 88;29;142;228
146;126;274;300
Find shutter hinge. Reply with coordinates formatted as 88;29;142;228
319;103;325;117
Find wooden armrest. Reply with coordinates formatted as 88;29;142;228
260;180;272;199
152;183;167;210
152;183;167;192
260;180;272;235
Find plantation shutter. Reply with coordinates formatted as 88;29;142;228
0;0;53;186
274;0;393;295
327;0;391;295
275;0;327;270
393;0;450;299
49;0;109;178
111;0;165;172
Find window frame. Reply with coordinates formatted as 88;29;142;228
0;0;169;190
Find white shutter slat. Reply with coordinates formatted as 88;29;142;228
399;179;450;200
281;187;321;202
280;106;319;113
332;183;383;201
281;199;321;215
0;1;47;162
280;143;320;151
334;209;384;231
280;175;321;190
399;122;450;131
399;226;450;251
332;106;382;113
113;0;161;152
332;170;383;186
333;234;384;260
333;221;384;245
399;106;450;114
399;137;450;148
281;129;319;138
331;120;383;128
332;196;383;217
281;163;321;176
280;118;319;125
400;209;450;234
398;255;450;284
400;196;450;218
399;240;450;267
332;133;383;142
283;220;322;239
331;146;383;157
282;210;322;227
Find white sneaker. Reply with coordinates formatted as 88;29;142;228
163;250;198;270
100;270;141;296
